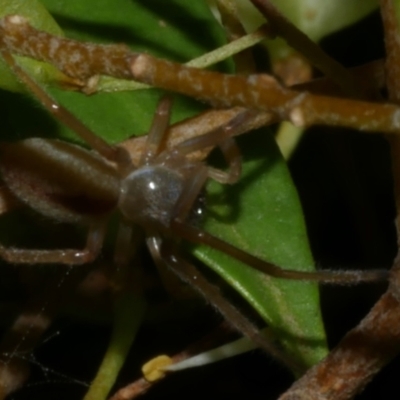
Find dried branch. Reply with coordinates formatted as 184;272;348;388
0;15;132;81
277;278;400;400
0;14;392;141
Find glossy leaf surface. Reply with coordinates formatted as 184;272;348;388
196;130;327;367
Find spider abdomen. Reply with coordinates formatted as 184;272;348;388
0;138;120;224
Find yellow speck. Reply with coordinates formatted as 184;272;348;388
142;355;173;382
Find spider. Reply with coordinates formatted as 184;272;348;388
0;47;388;379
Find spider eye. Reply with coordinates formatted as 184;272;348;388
188;190;206;227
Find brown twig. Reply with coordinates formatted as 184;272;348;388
1;14;392;138
129;53;400;135
277;283;400;400
0;15;132;81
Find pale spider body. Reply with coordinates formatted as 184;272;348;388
0;98;211;264
120;159;197;229
0;137;191;228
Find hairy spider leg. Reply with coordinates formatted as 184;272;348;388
160;241;304;374
0;223;106;265
0;50;130;167
0;50;121;265
154;112;389;285
171;222;389;284
139;96;173;166
142;111;305;371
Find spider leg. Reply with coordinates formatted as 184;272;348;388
147;235;196;298
0;222;106;265
139;96;173;166
171;221;389;284
157;109;254;185
0;50;129;166
206;137;242;184
168;131;385;284
165;110;388;284
170;109;255;151
158;238;304;374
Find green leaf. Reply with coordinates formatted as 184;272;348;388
196;130;327;368
40;0;229;142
